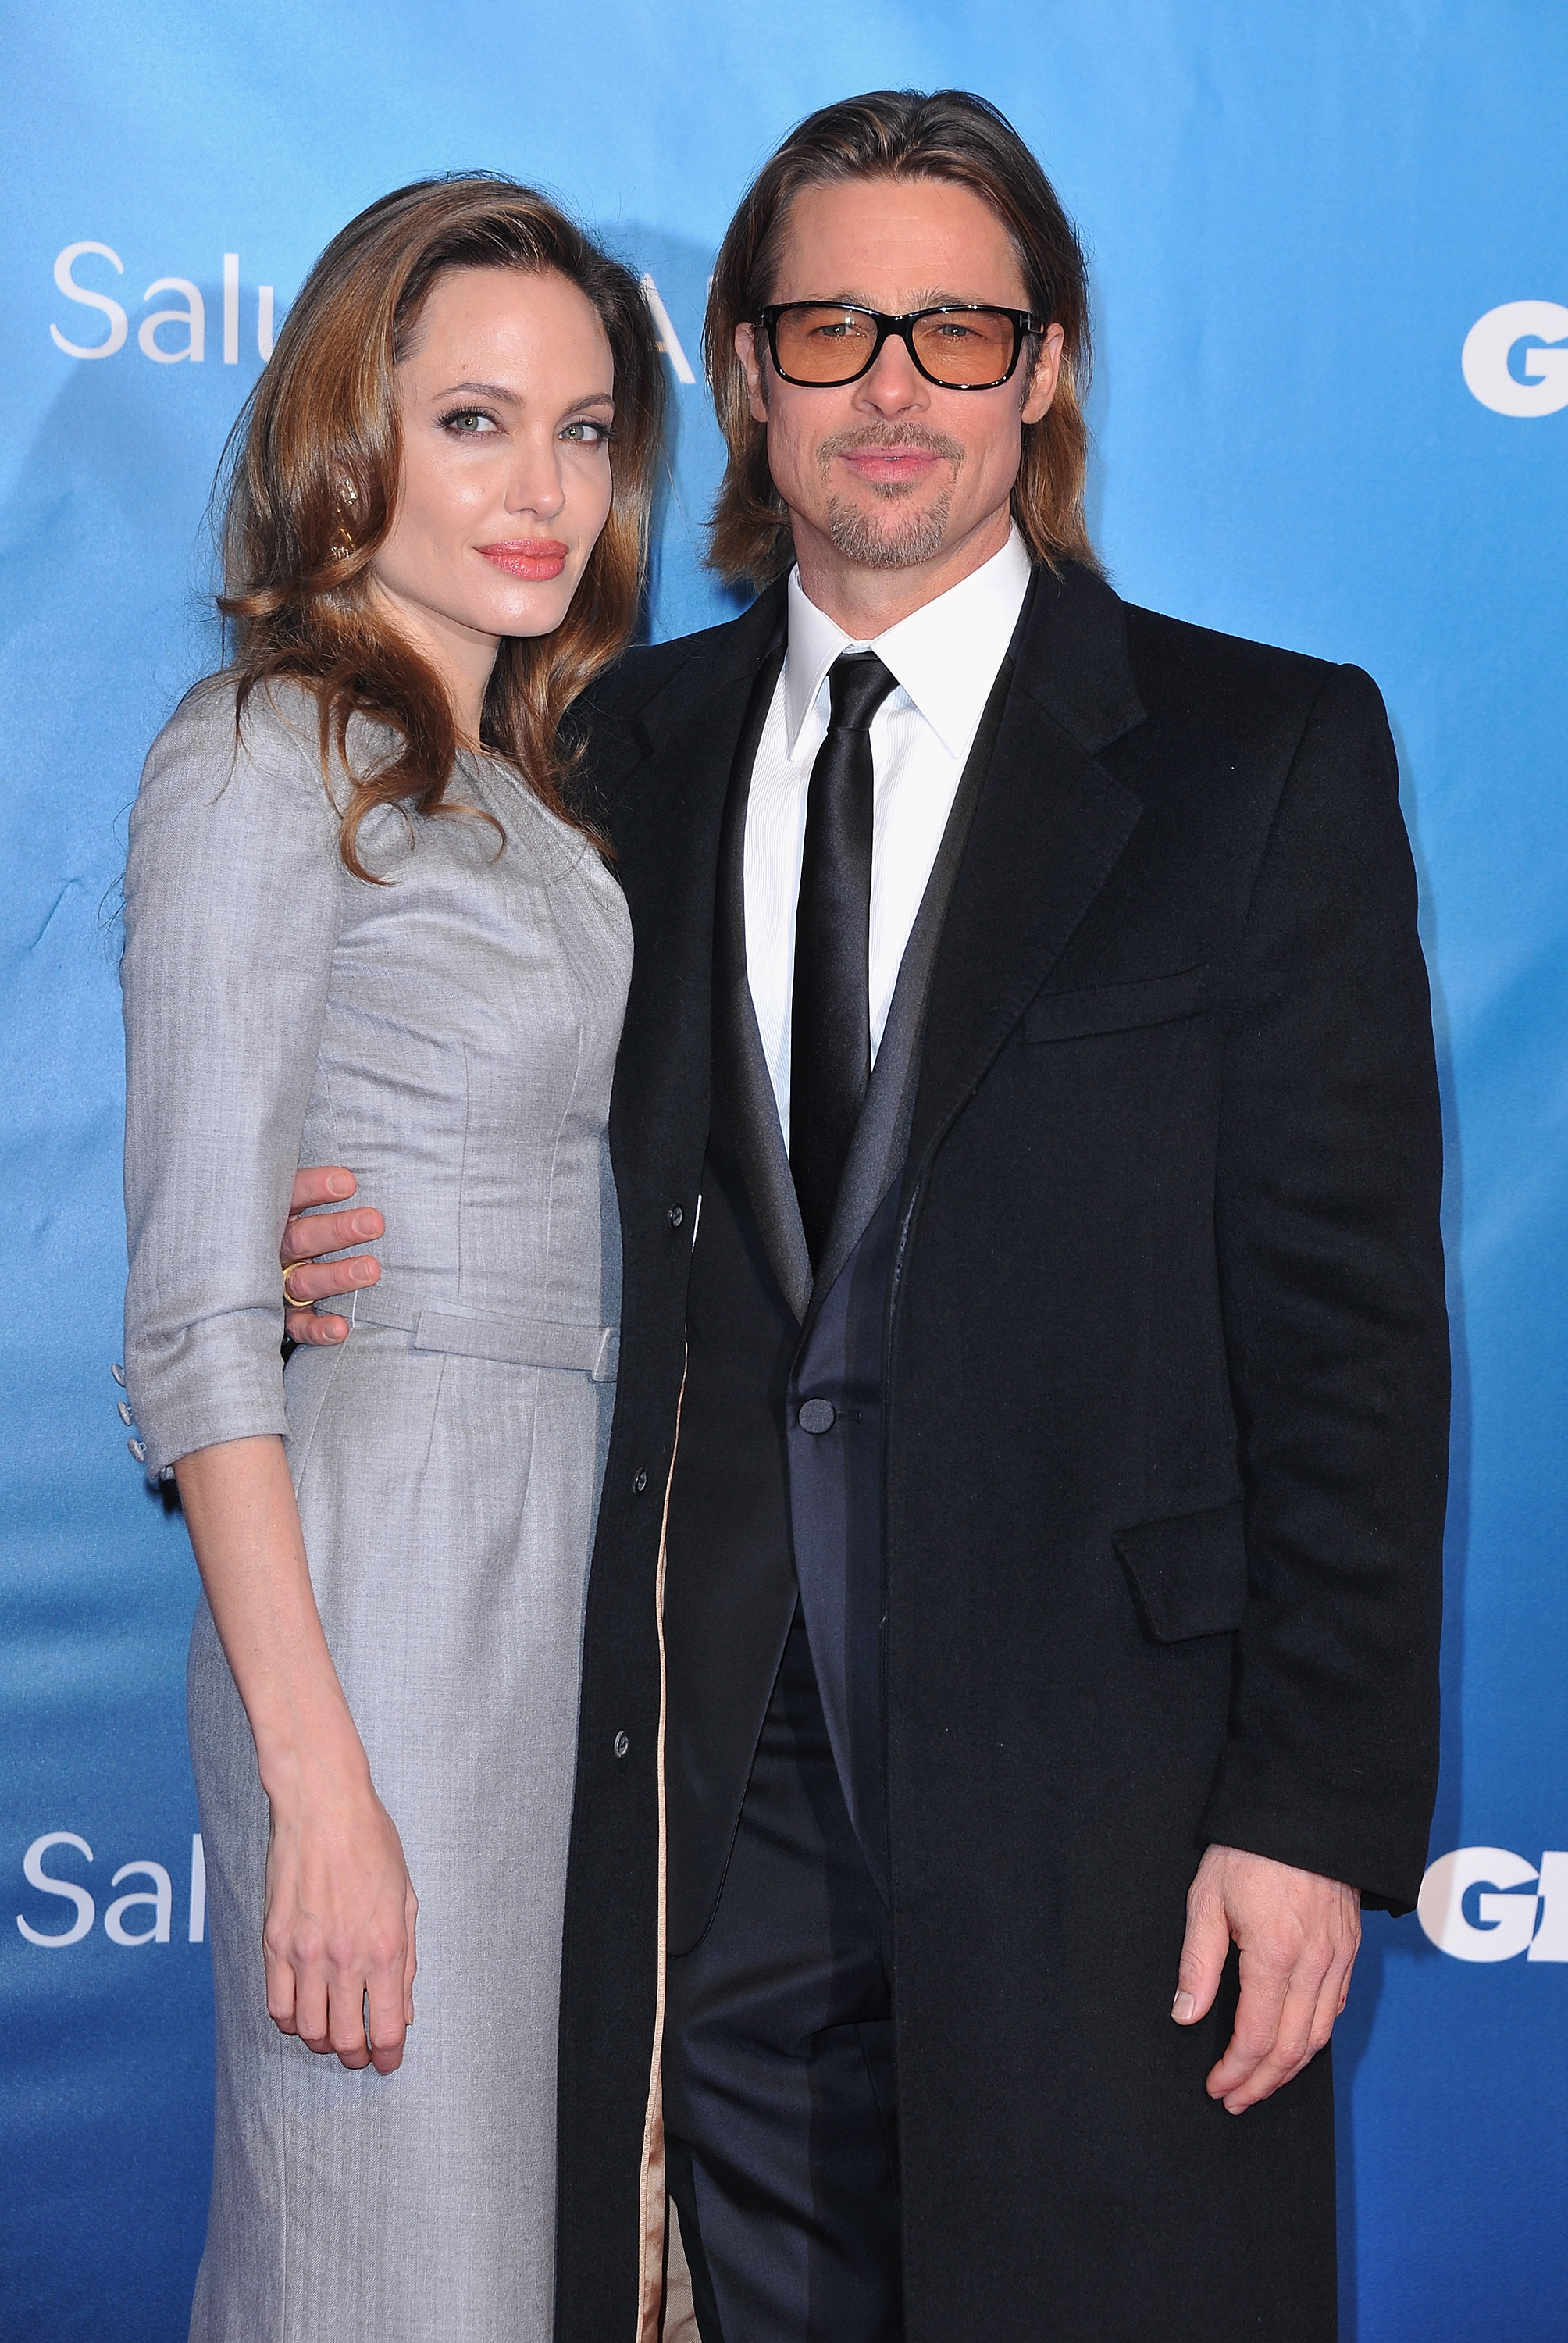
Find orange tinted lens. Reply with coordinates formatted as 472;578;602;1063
774;306;878;381
911;310;1015;384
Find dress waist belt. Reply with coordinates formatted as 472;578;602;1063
349;1292;619;1382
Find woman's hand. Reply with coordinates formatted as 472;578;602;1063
263;1761;418;2073
173;1435;417;2075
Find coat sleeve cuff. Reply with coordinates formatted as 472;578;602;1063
1197;1782;1427;1917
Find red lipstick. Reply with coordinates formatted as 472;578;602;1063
479;539;570;581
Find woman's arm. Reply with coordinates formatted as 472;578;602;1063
123;683;415;2070
176;1435;417;2071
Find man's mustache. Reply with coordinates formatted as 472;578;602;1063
816;423;965;469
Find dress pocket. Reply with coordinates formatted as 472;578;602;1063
1114;1494;1248;1642
1022;963;1210;1043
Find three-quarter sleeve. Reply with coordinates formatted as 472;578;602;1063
122;680;345;1474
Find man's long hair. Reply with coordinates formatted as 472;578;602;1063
704;90;1096;591
217;174;665;879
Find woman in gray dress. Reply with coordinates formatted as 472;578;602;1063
120;177;664;2342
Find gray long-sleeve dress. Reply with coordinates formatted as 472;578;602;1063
121;679;631;2343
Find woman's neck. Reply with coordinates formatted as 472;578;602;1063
366;576;498;745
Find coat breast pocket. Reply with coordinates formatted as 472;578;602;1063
1114;1495;1248;1642
1022;962;1210;1043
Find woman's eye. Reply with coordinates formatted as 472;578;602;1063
559;418;612;444
441;408;500;435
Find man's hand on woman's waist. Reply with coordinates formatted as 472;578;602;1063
282;1164;383;1347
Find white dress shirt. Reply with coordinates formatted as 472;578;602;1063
744;522;1032;1147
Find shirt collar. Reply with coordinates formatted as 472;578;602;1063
782;522;1033;760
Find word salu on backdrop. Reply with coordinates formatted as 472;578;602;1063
51;243;280;365
18;1830;206;1951
47;240;699;382
3;6;1566;2339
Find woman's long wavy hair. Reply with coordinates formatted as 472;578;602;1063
704;91;1096;590
218;174;665;878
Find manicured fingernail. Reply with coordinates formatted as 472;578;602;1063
326;1172;354;1196
1172;1992;1196;2023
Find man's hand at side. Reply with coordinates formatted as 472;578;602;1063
1171;1844;1361;2113
282;1167;383;1346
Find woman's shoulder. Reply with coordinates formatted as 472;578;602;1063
151;669;321;765
139;672;344;826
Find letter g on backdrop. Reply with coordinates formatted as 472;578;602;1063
1417;1846;1568;1961
1463;300;1568;415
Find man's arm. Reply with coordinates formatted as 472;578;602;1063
280;1166;383;1346
1171;1846;1360;2112
1170;661;1448;2110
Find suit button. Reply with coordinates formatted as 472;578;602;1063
797;1399;836;1435
668;1204;684;1229
632;1467;649;1494
613;1731;630;1759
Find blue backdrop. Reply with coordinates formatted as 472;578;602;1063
3;4;1565;2334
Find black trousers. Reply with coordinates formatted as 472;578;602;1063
663;1615;903;2343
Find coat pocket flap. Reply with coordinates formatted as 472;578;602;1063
1114;1496;1248;1642
1023;962;1210;1043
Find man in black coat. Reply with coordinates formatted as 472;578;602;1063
285;88;1446;2343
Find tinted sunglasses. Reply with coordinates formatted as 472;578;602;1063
758;301;1046;390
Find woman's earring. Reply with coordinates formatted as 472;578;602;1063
330;477;358;563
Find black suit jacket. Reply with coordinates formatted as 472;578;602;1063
660;597;1017;1945
555;562;1449;2343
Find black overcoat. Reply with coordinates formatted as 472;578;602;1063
554;562;1448;2343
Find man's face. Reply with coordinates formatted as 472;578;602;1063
735;176;1064;590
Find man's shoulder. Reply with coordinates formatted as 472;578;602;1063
586;590;780;725
585;633;704;720
1116;592;1384;740
572;590;786;833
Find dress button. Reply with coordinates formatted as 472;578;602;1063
632;1467;649;1494
797;1399;836;1435
613;1731;630;1759
668;1204;684;1229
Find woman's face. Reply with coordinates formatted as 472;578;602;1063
369;266;617;686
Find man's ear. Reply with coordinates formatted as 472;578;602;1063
735;322;769;425
1021;321;1066;426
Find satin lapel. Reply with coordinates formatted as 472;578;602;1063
905;564;1149;1178
807;644;1017;1314
711;639;814;1323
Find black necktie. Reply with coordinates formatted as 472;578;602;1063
789;650;898;1268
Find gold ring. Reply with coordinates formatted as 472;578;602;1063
282;1264;313;1311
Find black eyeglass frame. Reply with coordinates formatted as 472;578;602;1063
757;301;1046;390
